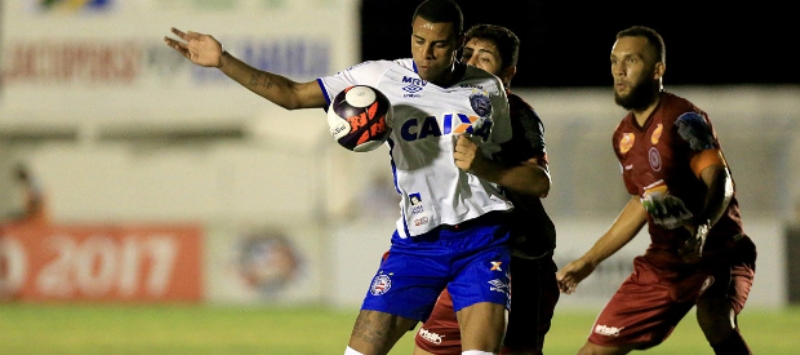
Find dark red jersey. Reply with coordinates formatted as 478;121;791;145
612;91;743;259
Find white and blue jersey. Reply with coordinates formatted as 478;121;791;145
317;59;514;320
317;59;514;238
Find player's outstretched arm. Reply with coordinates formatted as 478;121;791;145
556;196;647;293
164;27;326;110
453;135;550;197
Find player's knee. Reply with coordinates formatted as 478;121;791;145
458;302;507;338
696;305;736;343
698;321;736;344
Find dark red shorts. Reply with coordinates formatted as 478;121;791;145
587;236;756;350
414;256;560;355
415;287;460;354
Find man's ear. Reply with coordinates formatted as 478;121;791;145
501;66;517;87
456;34;466;50
654;61;665;80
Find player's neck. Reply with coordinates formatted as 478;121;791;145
631;95;661;127
430;61;465;87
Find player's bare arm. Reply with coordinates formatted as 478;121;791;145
454;134;550;197
164;27;326;110
556;196;647;294
680;163;734;261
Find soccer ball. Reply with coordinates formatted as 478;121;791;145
327;85;393;152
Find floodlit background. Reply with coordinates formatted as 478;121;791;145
0;1;798;354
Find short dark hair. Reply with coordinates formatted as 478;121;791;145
464;24;520;69
411;0;464;35
616;25;666;64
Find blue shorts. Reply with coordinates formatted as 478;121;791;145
361;212;512;321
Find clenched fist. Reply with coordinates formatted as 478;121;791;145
556;258;595;294
453;133;485;172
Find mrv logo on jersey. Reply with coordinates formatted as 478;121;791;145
402;76;427;97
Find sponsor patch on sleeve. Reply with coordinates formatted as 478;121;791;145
676;112;716;151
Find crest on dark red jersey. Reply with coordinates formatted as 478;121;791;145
651;124;663;144
649;147;662;171
620;133;635;154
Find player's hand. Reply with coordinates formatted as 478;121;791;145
641;193;693;230
679;222;709;262
164;27;225;68
555;258;595;294
454;134;485;172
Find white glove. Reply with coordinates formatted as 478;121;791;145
640;181;692;230
641;192;693;230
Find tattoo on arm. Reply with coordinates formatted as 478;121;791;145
249;73;274;89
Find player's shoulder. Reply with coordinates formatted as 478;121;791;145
507;91;543;123
507;92;535;112
329;59;408;86
460;65;506;94
341;59;395;73
655;91;720;150
391;58;415;70
367;58;422;75
660;91;708;123
662;91;696;110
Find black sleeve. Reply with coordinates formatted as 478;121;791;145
495;94;556;257
495;94;547;165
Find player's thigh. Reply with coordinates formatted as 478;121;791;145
697;236;756;317
695;271;736;335
349;309;418;355
448;241;511;312
537;258;560;333
696;241;756;339
414;289;461;355
362;239;450;321
504;256;542;352
588;257;694;349
715;235;757;316
457;301;507;353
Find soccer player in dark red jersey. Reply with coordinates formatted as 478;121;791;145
413;24;558;355
556;26;756;355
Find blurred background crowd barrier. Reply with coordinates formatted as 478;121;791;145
0;0;798;309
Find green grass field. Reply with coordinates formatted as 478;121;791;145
0;303;797;354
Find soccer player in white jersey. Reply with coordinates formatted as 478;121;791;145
165;1;546;354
